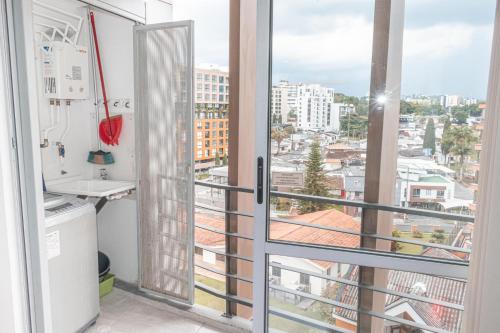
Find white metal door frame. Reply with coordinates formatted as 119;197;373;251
252;1;472;332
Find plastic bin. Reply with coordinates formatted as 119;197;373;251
99;273;115;298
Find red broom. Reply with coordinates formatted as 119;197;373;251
90;11;122;146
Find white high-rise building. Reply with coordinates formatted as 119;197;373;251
271;80;298;124
440;95;462;108
296;84;340;132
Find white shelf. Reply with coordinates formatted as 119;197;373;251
47;179;135;198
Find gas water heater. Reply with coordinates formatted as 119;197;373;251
42;41;89;100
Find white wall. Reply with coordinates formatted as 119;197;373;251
33;0;172;286
90;8;139;283
270;256;330;296
33;0;140;284
34;0;94;181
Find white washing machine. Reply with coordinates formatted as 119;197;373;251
44;193;99;333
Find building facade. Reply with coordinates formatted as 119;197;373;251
296;84;340;132
194;67;230;170
271;80;298;124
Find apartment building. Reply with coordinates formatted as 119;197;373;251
296;84;341;132
440;94;462;108
271;80;298;124
194;67;230;170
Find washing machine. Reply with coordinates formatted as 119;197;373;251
44;193;99;333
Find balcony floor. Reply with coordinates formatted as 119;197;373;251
86;288;239;333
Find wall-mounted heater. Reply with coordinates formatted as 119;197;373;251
42;41;89;100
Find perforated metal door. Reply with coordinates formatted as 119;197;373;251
134;21;194;304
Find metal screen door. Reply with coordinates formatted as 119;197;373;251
134;21;194;304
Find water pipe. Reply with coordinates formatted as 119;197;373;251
40;99;58;148
59;100;71;145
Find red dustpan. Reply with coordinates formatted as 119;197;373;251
99;115;123;146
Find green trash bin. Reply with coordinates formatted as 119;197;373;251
99;273;115;298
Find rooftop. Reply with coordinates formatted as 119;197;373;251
419;175;452;184
334;248;466;332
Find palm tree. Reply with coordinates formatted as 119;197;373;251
271;127;289;156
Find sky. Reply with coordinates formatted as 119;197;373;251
173;0;495;99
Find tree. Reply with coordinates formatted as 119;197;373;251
340;113;368;139
271;127;289;156
448;126;476;181
222;154;228;166
298;141;329;214
451;107;469;124
441;117;453;164
423;118;436;155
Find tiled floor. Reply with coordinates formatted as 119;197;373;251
86;288;239;333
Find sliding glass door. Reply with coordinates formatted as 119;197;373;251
253;0;492;332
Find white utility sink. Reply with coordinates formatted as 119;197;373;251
47;179;136;198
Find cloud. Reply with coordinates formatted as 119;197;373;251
273;15;373;70
402;23;488;59
273;14;490;69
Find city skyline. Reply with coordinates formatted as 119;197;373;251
175;0;495;99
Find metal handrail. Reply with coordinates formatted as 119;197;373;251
194;243;253;262
269;307;355;333
269;284;454;333
195;262;253;283
272;190;475;222
195;180;254;193
271;216;471;254
194;180;470;331
195;203;254;218
269;262;465;311
195;223;254;241
194;281;253;308
195;180;475;223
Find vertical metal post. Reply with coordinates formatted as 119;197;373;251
227;0;240;317
358;0;405;332
223;188;237;317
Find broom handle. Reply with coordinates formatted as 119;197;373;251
89;11;113;136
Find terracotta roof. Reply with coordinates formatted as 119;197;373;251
270;209;360;249
195;212;225;247
333;249;466;332
271;209;360;269
195;209;361;269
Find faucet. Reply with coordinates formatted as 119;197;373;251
99;168;108;180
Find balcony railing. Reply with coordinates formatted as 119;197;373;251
194;180;474;333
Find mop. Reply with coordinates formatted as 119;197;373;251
87;11;122;165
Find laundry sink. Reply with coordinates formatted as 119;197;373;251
46;179;136;197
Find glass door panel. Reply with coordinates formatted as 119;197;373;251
253;1;483;332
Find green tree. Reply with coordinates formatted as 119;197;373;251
441;118;453;164
448;126;476;181
451;107;469;124
222;154;228;166
271;127;289;156
299;141;329;214
423;118;436;155
340;113;368;139
400;100;418;115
